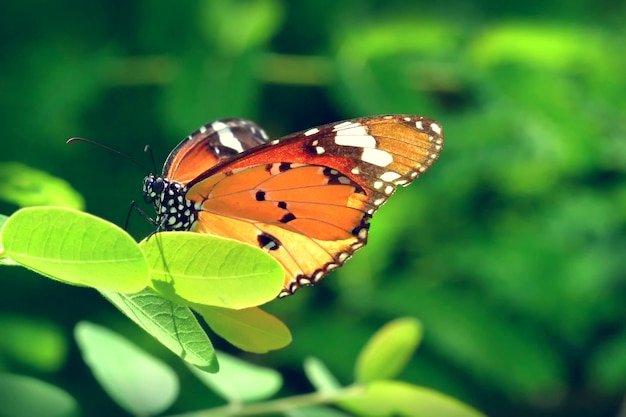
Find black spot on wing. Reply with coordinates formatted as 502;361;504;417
257;233;281;251
280;213;296;223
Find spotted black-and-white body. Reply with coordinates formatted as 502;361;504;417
143;175;199;231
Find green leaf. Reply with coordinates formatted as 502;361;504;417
0;373;79;417
75;321;179;416
0;207;149;292
0;313;67;372
287;406;353;417
188;350;282;403
304;357;342;393
0;214;18;265
354;317;422;384
340;381;485;417
100;288;218;372
0;162;84;210
196;305;291;353
141;232;284;309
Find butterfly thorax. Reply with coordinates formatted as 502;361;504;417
143;175;198;231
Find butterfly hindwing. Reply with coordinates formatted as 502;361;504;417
179;115;443;296
163;118;270;184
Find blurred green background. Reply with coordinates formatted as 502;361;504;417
1;0;625;416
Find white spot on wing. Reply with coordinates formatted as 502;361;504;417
361;148;393;167
305;128;320;136
352;241;365;250
335;132;377;148
212;121;244;153
380;171;401;182
415;120;424;130
199;125;207;134
430;122;442;135
333;121;358;130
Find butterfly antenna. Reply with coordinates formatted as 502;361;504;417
144;145;159;174
67;137;149;172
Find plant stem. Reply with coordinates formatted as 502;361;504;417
166;385;363;417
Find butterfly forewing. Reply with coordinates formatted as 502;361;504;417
164;118;270;184
179;114;443;296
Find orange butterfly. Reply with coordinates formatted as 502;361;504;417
143;115;444;297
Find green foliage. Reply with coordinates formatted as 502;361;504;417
187;351;283;403
75;322;179;416
100;289;218;372
0;313;67;372
340;381;483;417
0;162;84;210
0;207;286;371
0;373;79;417
1;207;149;292
4;319;484;417
0;1;624;416
354;317;422;384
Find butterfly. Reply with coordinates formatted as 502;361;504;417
143;115;443;297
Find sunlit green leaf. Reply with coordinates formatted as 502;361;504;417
0;373;79;417
188;351;282;403
100;288;218;372
141;232;283;309
196;305;291;353
0;162;84;210
0;207;149;292
340;381;485;417
75;321;179;416
355;317;422;384
0;214;18;265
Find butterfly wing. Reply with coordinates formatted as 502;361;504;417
184;114;444;296
163;118;270;184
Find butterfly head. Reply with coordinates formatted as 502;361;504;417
143;174;164;204
143;175;197;231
